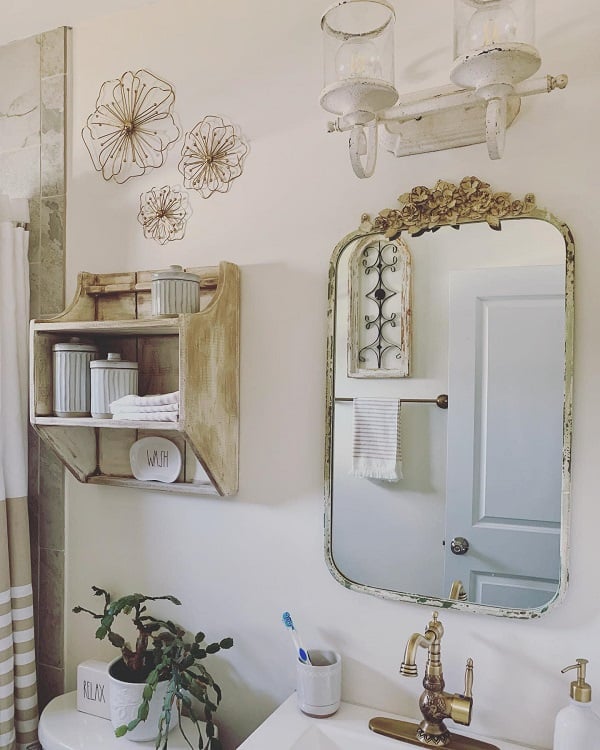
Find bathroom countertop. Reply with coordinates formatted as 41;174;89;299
238;693;539;750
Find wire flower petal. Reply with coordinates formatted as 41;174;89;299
178;115;248;198
137;185;191;245
83;69;181;184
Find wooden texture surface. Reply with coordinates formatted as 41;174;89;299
30;262;240;496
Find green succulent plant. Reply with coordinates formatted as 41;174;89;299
73;586;233;749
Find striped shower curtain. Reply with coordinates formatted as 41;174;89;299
0;196;38;750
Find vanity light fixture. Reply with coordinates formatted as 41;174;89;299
320;0;568;178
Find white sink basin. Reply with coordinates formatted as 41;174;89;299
290;723;404;749
238;694;534;750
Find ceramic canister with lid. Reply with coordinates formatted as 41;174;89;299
151;265;201;317
52;338;99;417
90;353;138;419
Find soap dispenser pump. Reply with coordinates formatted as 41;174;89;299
553;659;600;750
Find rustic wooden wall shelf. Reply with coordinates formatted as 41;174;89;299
30;261;239;496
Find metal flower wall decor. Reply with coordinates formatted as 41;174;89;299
137;185;191;245
178;115;248;198
82;69;180;183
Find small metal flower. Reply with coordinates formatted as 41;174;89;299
178;115;248;198
137;185;191;245
82;69;180;184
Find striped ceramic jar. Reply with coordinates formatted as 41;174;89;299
53;339;98;417
151;265;201;317
90;353;138;418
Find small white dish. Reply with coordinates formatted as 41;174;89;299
130;437;182;483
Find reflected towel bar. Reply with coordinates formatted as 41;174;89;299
335;394;448;409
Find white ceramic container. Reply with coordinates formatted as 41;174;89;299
151;264;201;317
90;353;138;419
107;658;176;742
296;650;342;718
52;338;98;417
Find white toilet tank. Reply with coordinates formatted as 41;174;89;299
39;691;205;750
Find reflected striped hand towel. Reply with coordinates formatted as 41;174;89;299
352;398;402;481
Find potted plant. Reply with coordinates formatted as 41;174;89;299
73;586;233;749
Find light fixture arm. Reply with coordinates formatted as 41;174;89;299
485;97;507;160
477;82;513;160
349;123;378;179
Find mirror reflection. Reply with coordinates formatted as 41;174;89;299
326;195;573;617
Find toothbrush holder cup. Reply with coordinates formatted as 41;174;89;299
296;650;342;718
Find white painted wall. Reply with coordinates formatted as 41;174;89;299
32;0;598;748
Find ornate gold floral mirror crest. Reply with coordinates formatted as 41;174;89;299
363;176;538;238
326;176;574;619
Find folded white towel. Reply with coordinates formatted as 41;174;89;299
112;411;179;422
109;402;179;414
351;398;402;481
111;391;179;408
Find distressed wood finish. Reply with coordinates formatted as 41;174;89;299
180;263;240;497
30;262;240;496
324;177;574;619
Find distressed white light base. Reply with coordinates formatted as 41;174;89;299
320;78;398;121
381;84;520;157
450;43;541;91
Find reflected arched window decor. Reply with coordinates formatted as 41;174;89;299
137;185;192;245
348;235;411;378
82;69;181;183
178;115;248;198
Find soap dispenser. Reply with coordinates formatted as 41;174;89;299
553;658;600;749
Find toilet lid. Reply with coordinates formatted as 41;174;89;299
39;691;205;750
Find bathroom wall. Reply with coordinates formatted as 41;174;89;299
0;26;68;709
12;1;597;748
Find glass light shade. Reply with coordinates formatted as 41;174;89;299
322;0;395;89
453;0;535;59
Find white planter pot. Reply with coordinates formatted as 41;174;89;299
108;658;175;742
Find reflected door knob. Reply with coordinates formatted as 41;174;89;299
450;537;469;555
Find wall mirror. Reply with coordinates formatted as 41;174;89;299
325;177;574;618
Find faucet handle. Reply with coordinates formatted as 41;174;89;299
449;658;475;727
400;661;418;677
464;658;474;698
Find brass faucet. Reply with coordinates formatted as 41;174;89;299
448;580;468;602
370;611;499;750
400;612;472;745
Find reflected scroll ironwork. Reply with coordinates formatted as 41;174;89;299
348;236;411;378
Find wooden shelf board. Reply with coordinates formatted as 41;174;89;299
33;416;181;430
87;476;219;496
33;318;181;335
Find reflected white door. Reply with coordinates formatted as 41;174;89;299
443;266;565;608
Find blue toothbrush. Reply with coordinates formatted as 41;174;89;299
282;611;311;665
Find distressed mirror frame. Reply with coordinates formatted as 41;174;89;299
324;176;574;619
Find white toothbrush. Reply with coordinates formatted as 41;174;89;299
282;611;311;665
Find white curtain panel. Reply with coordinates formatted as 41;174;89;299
0;196;38;750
